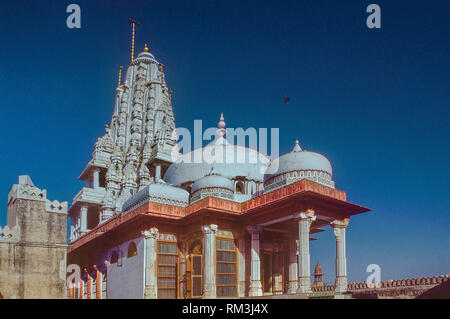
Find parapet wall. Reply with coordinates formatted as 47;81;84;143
0;176;68;299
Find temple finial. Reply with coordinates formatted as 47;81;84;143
129;19;140;62
143;43;149;52
117;66;123;88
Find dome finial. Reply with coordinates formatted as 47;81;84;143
143;43;149;52
217;113;226;138
218;113;225;129
292;139;302;152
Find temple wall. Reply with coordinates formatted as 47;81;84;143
106;238;145;299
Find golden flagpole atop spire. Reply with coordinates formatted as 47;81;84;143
117;66;123;87
128;19;140;63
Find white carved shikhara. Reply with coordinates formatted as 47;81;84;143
69;47;177;241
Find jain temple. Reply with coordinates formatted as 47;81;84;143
65;41;371;299
1;31;447;299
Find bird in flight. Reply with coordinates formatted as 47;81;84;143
283;95;290;103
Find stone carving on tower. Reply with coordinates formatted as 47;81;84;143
69;43;177;242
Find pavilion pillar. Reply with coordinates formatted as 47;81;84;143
155;164;162;181
79;205;89;235
201;224;218;298
331;219;349;292
142;227;159;299
296;210;316;294
93;168;100;189
247;226;263;297
288;237;298;294
237;235;247;298
69;222;75;242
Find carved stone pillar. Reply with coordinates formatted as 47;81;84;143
201;224;218;298
331;219;349;292
142;227;159;299
288;237;299;294
79;205;89;235
247;226;263;297
296;210;316;293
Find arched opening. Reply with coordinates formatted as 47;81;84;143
127;242;138;258
235;181;244;194
189;240;202;254
110;250;119;264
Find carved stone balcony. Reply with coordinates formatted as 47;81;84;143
72;187;106;206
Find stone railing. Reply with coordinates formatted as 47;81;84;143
72;187;105;205
347;275;449;290
311;275;449;293
311;284;336;292
243;179;347;212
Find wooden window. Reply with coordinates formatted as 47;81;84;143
191;255;202;298
216;238;237;297
101;272;107;299
157;241;178;299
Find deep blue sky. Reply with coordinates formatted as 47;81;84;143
0;0;449;283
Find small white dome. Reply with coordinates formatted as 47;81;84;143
122;181;189;211
265;140;332;178
264;140;334;190
191;173;234;193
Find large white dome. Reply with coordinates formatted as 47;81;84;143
164;141;270;185
164;114;270;186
